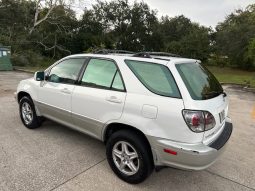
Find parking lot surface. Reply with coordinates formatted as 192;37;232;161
0;71;254;191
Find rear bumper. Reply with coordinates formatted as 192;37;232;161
148;121;233;170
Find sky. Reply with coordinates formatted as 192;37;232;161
73;0;255;28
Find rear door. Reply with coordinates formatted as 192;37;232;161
71;58;126;139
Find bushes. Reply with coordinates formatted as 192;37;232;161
206;55;229;67
11;51;55;68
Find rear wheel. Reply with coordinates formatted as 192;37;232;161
106;130;153;184
19;96;42;129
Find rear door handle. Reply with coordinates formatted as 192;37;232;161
106;96;122;104
61;88;71;94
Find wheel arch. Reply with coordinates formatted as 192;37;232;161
17;91;32;102
103;122;155;166
17;91;41;116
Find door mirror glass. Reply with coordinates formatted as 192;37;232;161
34;71;45;81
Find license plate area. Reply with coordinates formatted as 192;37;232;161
219;110;226;124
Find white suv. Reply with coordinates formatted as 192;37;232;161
16;52;233;184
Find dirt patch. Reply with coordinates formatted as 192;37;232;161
0;89;14;96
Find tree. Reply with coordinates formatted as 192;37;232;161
0;0;34;52
2;0;253;69
29;0;75;35
0;0;78;65
160;16;211;62
33;5;78;58
215;4;255;69
78;0;162;52
76;8;106;51
244;38;255;69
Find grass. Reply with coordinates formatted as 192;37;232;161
206;66;255;88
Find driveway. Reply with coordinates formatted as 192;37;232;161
0;71;254;191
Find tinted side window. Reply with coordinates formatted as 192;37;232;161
81;58;125;91
112;71;125;91
125;60;181;98
48;58;85;84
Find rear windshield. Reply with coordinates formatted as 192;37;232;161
176;63;223;100
125;60;181;98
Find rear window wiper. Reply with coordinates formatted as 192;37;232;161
222;92;227;97
202;91;227;99
202;91;221;99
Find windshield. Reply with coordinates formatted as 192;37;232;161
176;62;223;100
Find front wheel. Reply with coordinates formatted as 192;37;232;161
106;130;153;184
19;96;42;129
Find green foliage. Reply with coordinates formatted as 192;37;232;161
244;38;255;69
0;0;254;71
11;50;55;67
207;55;229;67
0;0;34;52
215;5;255;70
162;20;211;62
77;0;162;52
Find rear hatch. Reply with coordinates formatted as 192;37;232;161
176;62;228;144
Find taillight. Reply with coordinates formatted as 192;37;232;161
182;110;216;133
204;111;216;131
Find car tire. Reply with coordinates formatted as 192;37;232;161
106;130;153;184
19;96;42;129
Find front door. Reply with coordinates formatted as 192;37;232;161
71;58;126;139
37;58;85;125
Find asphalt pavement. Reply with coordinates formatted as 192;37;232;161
0;71;254;191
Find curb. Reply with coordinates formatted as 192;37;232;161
221;83;255;93
14;68;35;73
243;87;255;93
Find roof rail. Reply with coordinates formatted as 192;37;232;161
133;52;180;58
93;49;135;55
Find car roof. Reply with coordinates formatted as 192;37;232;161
65;53;198;65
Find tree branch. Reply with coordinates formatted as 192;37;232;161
37;37;71;58
29;0;57;35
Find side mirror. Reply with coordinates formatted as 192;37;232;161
34;71;45;81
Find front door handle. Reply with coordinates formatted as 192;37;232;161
61;88;71;94
106;96;122;104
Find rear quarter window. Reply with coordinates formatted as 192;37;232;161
125;60;181;98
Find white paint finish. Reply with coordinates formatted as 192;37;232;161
142;104;158;119
112;92;204;143
178;85;229;144
16;53;232;171
167;59;230;144
71;85;126;130
36;81;74;121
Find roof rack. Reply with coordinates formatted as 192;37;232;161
93;49;135;55
92;50;181;61
132;52;180;58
